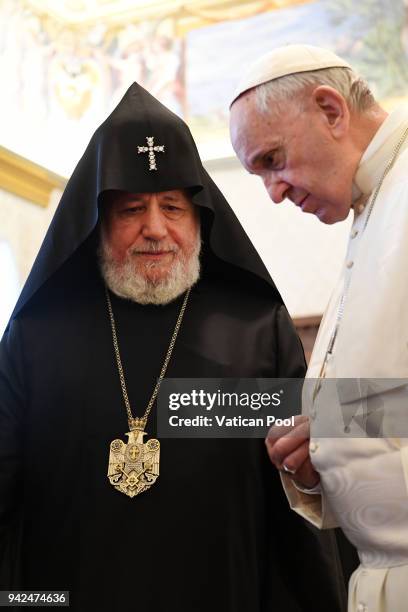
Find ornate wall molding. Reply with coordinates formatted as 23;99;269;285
0;147;66;208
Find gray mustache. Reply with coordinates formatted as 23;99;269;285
130;243;179;254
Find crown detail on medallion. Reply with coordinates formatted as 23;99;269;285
128;417;147;431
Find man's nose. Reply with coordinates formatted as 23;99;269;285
141;204;168;240
263;175;290;204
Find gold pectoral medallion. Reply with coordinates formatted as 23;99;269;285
108;426;160;498
105;287;190;499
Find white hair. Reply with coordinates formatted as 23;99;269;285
98;230;201;305
254;66;375;115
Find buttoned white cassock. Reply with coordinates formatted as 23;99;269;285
231;45;408;610
281;106;408;612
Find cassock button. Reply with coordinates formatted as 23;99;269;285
357;204;366;214
310;442;318;453
351;229;359;239
357;604;367;612
346;261;354;269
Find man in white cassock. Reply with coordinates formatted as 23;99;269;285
229;44;408;612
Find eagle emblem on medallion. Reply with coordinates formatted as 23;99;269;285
108;430;160;498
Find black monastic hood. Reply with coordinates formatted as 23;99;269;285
11;83;282;322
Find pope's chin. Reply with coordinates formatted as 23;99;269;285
314;208;336;224
302;197;348;225
315;204;350;225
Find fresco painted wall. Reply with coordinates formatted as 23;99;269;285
0;0;407;173
187;0;408;155
0;1;184;175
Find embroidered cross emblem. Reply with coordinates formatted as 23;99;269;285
137;136;165;171
129;446;140;460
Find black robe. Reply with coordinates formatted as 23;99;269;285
0;83;349;610
0;250;345;611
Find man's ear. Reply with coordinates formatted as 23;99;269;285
312;85;350;137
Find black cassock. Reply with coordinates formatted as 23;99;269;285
1;255;344;611
0;83;348;610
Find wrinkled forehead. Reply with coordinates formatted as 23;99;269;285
229;93;283;168
230;93;267;142
229;91;256;139
100;188;196;211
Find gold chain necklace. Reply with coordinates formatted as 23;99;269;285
106;287;191;497
313;125;408;402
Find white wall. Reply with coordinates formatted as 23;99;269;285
0;187;61;328
204;157;352;318
0;240;20;334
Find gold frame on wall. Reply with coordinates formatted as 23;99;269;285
0;146;66;208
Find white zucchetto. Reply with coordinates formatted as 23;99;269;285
230;44;352;106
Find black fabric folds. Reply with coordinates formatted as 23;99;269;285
0;84;348;611
10;83;279;326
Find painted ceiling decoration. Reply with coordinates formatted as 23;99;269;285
24;0;310;29
3;0;406;184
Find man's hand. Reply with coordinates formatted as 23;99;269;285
265;415;320;489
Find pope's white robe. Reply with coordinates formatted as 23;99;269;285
282;105;408;612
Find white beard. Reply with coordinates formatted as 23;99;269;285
98;231;201;305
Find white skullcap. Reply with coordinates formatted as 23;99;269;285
230;44;352;106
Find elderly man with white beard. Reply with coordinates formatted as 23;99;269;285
0;84;345;611
99;189;201;306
